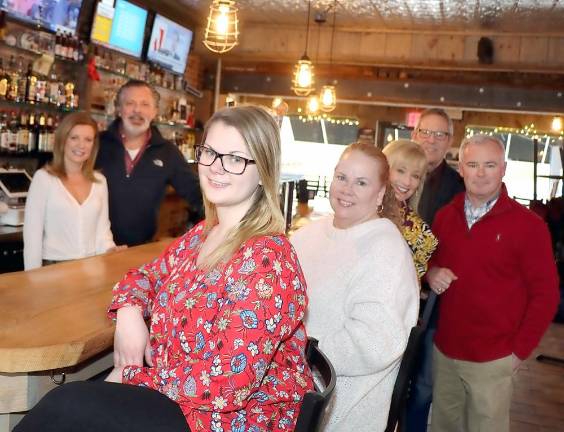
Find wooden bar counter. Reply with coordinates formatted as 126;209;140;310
0;239;171;431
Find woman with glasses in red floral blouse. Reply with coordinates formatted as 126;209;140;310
15;106;313;432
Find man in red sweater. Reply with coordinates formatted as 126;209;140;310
427;134;559;432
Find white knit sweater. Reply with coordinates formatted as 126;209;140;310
291;216;419;432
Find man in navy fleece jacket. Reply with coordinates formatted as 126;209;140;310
96;80;202;246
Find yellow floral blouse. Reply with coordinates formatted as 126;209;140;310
399;202;438;278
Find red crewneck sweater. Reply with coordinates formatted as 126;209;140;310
431;186;559;362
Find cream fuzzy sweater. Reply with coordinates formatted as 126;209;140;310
291;216;419;432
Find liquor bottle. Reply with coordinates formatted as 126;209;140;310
0;59;8;99
60;32;68;59
7;111;18;153
55;30;62;57
67;33;75;60
25;63;38;104
48;66;60;105
64;81;75;110
7;56;18;101
46;113;55;151
0;112;9;152
16;111;29;153
57;82;66;108
27;111;37;152
37;112;47;152
16;57;27;103
35;75;47;104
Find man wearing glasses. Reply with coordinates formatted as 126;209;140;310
406;108;464;432
96;80;203;246
412;108;465;226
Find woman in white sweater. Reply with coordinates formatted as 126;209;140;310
24;112;118;270
291;142;419;431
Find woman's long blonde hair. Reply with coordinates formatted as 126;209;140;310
383;139;428;210
340;142;402;228
45;112;99;182
199;105;285;269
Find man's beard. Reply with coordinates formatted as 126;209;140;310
122;116;151;137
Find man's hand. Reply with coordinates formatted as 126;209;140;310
113;307;153;368
427;267;458;295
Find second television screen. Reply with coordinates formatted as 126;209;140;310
146;14;193;75
91;0;147;58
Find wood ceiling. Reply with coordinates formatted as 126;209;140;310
149;0;564;113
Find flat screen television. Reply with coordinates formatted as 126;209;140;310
146;14;193;75
1;0;84;34
90;0;147;58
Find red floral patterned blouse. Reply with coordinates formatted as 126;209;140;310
108;222;313;432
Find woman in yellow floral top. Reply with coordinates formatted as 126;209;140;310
383;139;438;278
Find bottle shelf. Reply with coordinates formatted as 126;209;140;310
0;99;78;113
88;110;200;131
0;41;85;66
95;66;202;98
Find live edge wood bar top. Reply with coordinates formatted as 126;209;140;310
0;239;171;374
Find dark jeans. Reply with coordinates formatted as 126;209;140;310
405;290;440;432
14;381;190;432
405;326;436;432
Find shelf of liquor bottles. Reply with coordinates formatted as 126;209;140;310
0;47;82;113
93;61;203;99
0;38;86;64
0;110;59;154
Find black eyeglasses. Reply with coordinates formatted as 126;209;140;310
195;145;256;175
416;128;450;142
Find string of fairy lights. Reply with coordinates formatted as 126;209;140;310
296;108;360;125
466;123;564;140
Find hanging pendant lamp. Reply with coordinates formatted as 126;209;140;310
203;0;239;54
291;0;314;96
320;1;337;112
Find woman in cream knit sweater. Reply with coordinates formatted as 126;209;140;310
292;142;419;431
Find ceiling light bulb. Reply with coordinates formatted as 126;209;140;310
307;95;319;114
297;63;313;87
551;117;563;132
319;85;337;112
215;4;230;35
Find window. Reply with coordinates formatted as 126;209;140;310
289;117;324;143
324;121;359;146
280;116;360;180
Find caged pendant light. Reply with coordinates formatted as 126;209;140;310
291;0;315;96
320;0;337;112
203;0;239;54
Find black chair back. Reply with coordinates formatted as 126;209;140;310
295;337;337;432
384;293;437;432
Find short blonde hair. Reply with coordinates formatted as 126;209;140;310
383;139;428;209
199;105;285;269
46;112;99;182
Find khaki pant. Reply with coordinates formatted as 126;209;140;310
430;345;513;432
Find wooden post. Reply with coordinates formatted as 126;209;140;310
214;57;222;113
